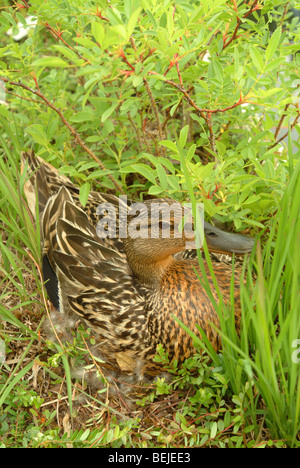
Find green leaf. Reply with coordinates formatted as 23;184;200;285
179;125;189;148
167;175;180;191
261;87;283;98
146;9;157;28
167;7;174;36
74;36;96;48
86;169;112;179
265;56;285;72
243;194;261;205
241;218;264;228
148;185;165;195
130;163;156;184
210;421;218;439
244;64;259;81
86;135;102;142
215;140;226;157
16;12;27;27
0;15;10;27
70;111;95;122
77;161;99;172
91;21;105;46
186;144;196;161
158;158;176;175
0;106;9;118
147;73;166;82
52;45;83;63
156;163;167;189
61;351;73;427
26;124;48;146
208;58;223;83
101;102;118;122
160;140;178;153
132;76;143;88
249;46;264;71
111;24;127;40
33;56;69;68
127;8;142;38
266;27;282;62
160;12;167;28
2;11;15;26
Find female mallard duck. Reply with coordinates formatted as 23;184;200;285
21;151;254;376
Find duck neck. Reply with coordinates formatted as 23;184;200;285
126;252;175;288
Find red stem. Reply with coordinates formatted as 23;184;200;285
223;0;261;50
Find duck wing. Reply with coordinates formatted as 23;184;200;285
42;187;154;373
21;150;127;250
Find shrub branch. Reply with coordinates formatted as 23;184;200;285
222;0;262;51
129;36;164;142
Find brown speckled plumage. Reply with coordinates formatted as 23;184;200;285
147;259;241;360
21;151;252;377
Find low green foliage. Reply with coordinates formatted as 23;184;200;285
0;0;300;448
173;127;300;445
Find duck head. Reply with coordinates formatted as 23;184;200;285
122;199;254;286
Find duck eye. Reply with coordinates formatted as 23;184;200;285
159;220;170;230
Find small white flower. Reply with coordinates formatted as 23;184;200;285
202;51;211;63
6;16;37;42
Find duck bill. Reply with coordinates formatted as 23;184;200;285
203;221;255;255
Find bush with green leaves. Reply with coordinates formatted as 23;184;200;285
1;0;299;229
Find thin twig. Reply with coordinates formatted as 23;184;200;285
206;114;216;153
274;103;290;140
2;86;37;104
280;2;290;27
127;112;143;151
268;112;300;150
40;396;69;407
175;53;184;87
130;36;164;142
43;22;90;64
222;0;261;50
159;76;207;120
152;75;219;150
143;78;164;141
